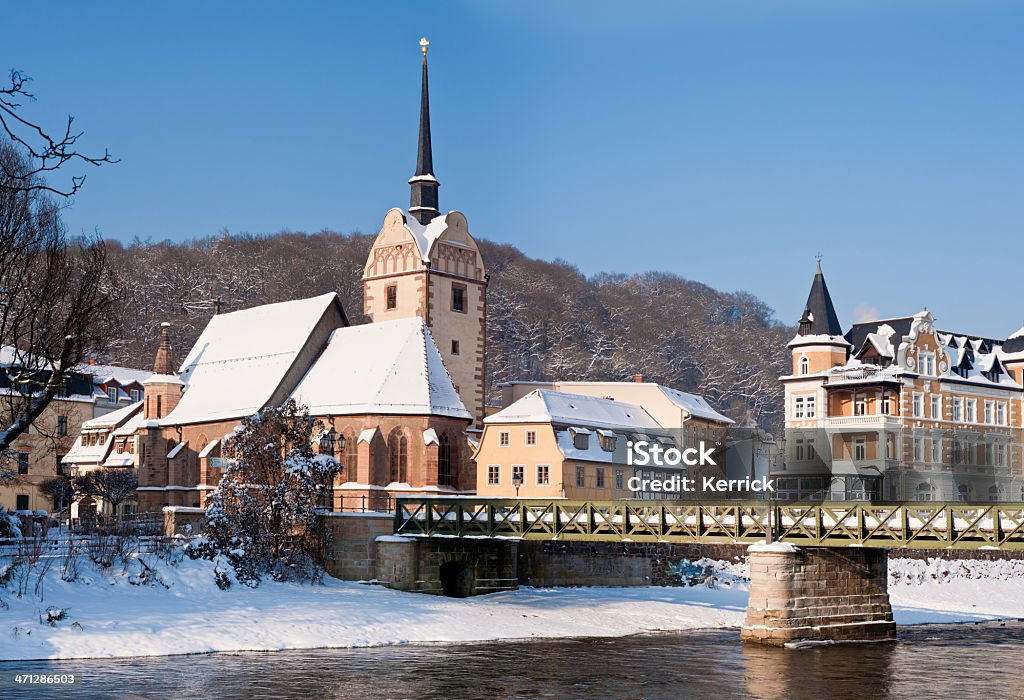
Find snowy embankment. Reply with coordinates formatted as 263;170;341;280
0;552;1022;661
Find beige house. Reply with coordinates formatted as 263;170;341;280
475;382;733;500
1;345;149;513
61;400;146;517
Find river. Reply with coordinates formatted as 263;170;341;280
3;622;1023;699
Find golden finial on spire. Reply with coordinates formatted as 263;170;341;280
419;37;430;57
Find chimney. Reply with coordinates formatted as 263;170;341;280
633;374;644;383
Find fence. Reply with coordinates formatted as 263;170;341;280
394;497;1024;550
328;494;395;513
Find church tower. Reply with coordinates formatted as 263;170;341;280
363;38;488;427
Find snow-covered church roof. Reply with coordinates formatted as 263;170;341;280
166;293;343;425
288;317;470;419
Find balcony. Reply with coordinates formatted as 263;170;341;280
824;415;904;429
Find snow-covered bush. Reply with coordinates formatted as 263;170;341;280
0;509;22;539
203;401;340;586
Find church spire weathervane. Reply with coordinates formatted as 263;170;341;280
409;36;440;225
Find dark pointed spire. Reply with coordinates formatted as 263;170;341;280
152;322;175;375
799;257;843;336
409;37;440;225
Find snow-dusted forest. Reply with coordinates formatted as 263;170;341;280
103;230;792;430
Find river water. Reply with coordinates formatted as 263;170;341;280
3;622;1024;699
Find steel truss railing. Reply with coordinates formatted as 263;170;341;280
393;498;1024;550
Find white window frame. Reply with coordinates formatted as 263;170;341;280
854;438;866;461
499;431;510;447
487;464;501;485
794;397;805;419
799;356;809;375
931;395;941;419
525;430;536;446
913;393;923;418
536;464;550;486
806;396;816;419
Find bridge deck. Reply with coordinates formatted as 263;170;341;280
393;498;1024;550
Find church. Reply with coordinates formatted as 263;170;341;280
134;38;488;512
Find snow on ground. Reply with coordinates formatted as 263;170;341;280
889;557;1024;625
0;553;1022;661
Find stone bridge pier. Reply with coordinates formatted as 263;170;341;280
742;543;896;645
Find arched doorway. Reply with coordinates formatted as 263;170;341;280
439;561;473;598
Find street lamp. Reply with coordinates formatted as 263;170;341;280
319;426;339;457
512;473;524;498
317;426;344;511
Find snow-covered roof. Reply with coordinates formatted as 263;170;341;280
102;452;135;468
288;317;471;420
391;208;451;263
62;433;114;466
485;390;660;431
79;363;152;386
167;442;185;459
82;400;143;429
165;293;341;425
423;428;439;446
658;386;735;424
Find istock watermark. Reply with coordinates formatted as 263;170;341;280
625;439;775;495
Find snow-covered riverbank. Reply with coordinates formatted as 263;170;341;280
1;553;1022;661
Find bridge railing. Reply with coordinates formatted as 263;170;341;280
393;497;1024;550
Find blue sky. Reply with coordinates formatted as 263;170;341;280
6;1;1023;337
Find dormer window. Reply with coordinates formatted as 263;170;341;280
107;387;118;403
598;430;617;452
570;428;591;451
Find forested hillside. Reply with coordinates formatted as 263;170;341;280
103;231;793;430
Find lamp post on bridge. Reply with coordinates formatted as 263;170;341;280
512;473;523;498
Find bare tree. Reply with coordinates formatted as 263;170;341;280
72;469;138;512
0;70;116;197
0;139;118;457
39;474;74;513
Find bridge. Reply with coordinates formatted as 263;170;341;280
389;497;1024;644
394;497;1024;550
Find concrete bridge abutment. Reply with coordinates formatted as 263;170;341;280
742;543;896;645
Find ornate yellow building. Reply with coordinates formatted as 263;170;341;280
780;262;1024;501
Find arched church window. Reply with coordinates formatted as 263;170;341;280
388;430;409;484
345;432;358;476
438;432;452;486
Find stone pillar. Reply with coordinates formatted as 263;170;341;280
742;544;895;645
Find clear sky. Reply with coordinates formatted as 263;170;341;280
6;1;1023;338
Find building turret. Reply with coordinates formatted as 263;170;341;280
788;258;850;376
143;322;184;420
